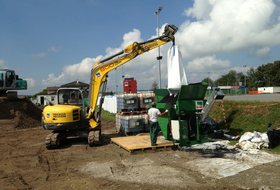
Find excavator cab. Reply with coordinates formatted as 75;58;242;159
0;69;27;97
58;88;85;108
0;70;16;89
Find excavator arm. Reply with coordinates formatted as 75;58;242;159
87;24;178;129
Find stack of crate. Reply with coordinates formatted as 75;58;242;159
138;92;155;111
116;93;139;112
115;92;155;135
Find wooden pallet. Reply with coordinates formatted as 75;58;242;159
111;134;178;153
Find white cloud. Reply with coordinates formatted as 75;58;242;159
42;73;66;86
231;66;251;73
31;46;58;58
41;56;102;86
31;52;47;58
121;29;143;49
249;46;270;57
24;78;36;87
186;55;231;72
184;0;212;20
49;46;57;52
0;60;8;68
177;0;280;59
63;57;99;77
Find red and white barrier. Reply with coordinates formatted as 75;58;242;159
221;99;228;130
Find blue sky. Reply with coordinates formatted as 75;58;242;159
1;0;280;95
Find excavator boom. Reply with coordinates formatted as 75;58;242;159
87;24;178;129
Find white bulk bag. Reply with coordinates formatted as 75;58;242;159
167;45;188;95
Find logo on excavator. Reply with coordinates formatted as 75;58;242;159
100;60;121;72
53;113;66;118
95;72;101;79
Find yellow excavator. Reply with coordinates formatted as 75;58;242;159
42;24;178;148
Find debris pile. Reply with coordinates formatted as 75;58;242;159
235;131;269;150
0;97;42;129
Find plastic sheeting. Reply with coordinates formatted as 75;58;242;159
180;141;280;179
236;131;269;150
167;45;188;95
97;95;117;113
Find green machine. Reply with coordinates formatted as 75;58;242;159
0;69;27;97
154;82;224;147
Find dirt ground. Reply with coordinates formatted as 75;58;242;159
1;98;280;190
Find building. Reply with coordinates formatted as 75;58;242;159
45;86;60;95
61;79;89;89
36;94;57;105
123;77;137;93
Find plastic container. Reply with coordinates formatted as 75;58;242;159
142;114;150;132
117;93;139;112
120;115;144;135
138;92;155;111
115;113;121;133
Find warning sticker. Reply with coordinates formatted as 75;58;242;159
195;101;203;110
126;100;134;104
144;99;152;103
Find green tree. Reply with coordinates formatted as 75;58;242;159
255;61;280;87
236;72;245;85
246;67;258;90
151;81;158;91
214;70;238;86
32;89;48;99
201;77;214;86
210;60;280;91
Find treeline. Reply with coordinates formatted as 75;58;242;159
26;89;48;99
202;60;280;90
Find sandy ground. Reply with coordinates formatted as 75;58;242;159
1;98;280;190
0;119;280;190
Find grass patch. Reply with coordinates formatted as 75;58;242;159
100;109;115;121
208;100;280;152
209;100;280;135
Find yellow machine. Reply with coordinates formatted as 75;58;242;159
42;24;178;148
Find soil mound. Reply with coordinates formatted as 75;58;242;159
0;97;42;129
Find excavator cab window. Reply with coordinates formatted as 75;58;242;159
57;89;84;107
58;90;72;105
6;71;15;87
